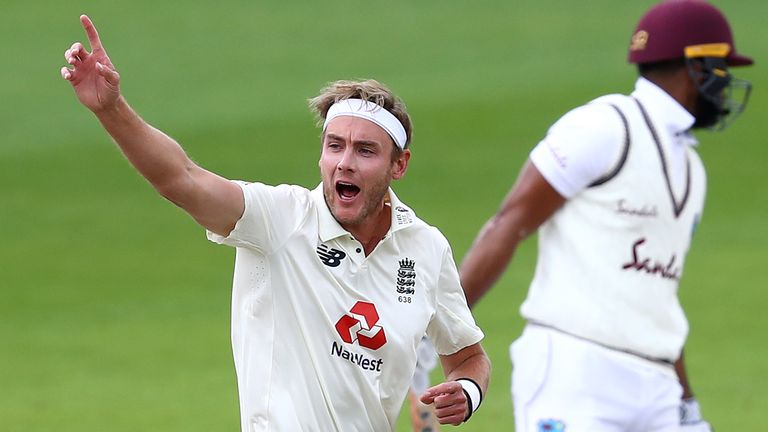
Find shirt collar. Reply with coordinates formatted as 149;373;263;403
632;77;698;146
311;183;416;242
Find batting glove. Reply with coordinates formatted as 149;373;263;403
680;398;713;432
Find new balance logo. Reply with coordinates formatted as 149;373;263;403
317;244;346;267
334;301;387;350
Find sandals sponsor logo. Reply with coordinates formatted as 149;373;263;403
616;199;658;218
622;238;680;280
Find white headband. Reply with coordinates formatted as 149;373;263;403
323;99;407;149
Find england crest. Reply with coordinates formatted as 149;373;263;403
396;258;416;295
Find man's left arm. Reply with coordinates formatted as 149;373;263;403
676;350;714;431
419;343;490;426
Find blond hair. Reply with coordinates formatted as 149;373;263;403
308;79;413;149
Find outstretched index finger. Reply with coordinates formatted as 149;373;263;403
419;381;457;405
80;14;104;53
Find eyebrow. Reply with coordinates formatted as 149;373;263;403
325;133;382;147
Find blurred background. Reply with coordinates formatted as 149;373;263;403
1;0;765;430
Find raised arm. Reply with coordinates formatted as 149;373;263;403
61;15;243;236
459;160;566;307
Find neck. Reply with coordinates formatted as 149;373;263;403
645;70;698;114
344;203;392;256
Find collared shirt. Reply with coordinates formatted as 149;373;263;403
207;182;483;432
632;77;697;193
521;78;707;362
531;77;696;198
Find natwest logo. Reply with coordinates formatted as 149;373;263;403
335;301;387;350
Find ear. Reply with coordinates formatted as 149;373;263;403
391;149;411;180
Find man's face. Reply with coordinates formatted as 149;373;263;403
688;58;728;129
687;57;749;130
319;116;409;229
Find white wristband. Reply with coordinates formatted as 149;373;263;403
457;378;482;421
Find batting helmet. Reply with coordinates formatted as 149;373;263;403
628;0;753;66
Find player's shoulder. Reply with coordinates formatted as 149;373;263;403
410;219;453;256
546;94;629;143
589;92;635;107
557;93;632;126
392;203;451;251
588;93;642;118
238;181;315;211
241;181;312;196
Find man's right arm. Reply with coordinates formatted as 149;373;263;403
62;15;243;236
459;161;565;307
460;103;626;307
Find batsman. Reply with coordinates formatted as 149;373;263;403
460;1;753;431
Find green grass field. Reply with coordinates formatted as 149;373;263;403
2;1;766;430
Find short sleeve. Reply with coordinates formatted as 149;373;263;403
426;241;484;356
530;103;626;198
206;182;310;254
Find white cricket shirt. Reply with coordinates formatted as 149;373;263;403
207;183;483;431
524;78;706;362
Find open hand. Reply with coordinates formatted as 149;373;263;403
61;15;121;112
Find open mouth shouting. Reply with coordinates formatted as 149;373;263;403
336;181;361;202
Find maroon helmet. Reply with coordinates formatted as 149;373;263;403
628;0;753;67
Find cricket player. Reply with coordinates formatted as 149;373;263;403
459;1;752;431
61;15;490;431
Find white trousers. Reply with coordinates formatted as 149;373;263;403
511;325;683;432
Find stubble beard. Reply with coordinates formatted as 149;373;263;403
324;173;392;229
